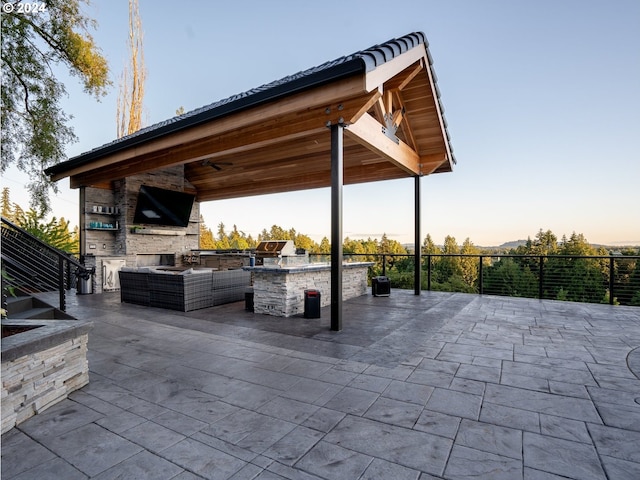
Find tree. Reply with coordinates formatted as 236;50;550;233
294;233;316;252
198;215;215;249
16;209;78;253
318;237;331;254
422;234;440;255
215;222;230;249
259;225;292;241
116;0;146;137
1;1;110;213
1;187;15;221
436;235;462;282
560;232;595;256
532;229;558;256
460;237;481;288
229;225;249;250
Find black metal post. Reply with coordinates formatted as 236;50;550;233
66;259;72;290
478;256;483;294
427;254;432;291
330;123;343;331
538;256;544;299
79;187;86;257
609;256;615;305
414;176;421;295
58;256;66;311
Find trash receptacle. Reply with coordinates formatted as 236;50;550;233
372;276;390;297
245;287;254;312
304;289;321;318
76;267;95;295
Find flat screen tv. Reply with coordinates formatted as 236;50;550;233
133;185;195;227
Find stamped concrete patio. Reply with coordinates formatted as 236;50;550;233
2;290;640;480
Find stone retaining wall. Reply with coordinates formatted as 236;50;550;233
1;321;92;434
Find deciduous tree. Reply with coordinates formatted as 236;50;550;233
1;0;110;212
16;209;78;253
116;0;146;137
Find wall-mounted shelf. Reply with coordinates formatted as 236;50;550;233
87;227;118;231
86;211;119;217
131;228;186;236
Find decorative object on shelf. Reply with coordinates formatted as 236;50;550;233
89;206;120;215
88;221;118;230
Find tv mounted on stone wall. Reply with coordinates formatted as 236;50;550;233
133;185;195;227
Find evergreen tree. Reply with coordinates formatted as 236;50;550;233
318;237;331;254
422;234;440;255
1;187;15;221
215;222;231;249
460;237;481;288
532;229;558;256
199;215;215;249
436;235;462;282
229;225;249;250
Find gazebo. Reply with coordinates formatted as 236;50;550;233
45;31;455;330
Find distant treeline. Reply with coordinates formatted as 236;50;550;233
201;220;640;306
201;219;638;258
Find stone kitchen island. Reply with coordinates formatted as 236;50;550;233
245;262;374;317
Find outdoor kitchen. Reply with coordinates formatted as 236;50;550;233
242;240;373;318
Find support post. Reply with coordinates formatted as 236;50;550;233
79;187;86;257
538;256;544;299
414;176;421;295
609;256;615;305
330;124;344;331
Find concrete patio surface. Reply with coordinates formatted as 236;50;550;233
2;289;640;479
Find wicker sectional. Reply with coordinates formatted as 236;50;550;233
119;268;251;312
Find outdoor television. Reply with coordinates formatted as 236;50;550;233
133;185;195;227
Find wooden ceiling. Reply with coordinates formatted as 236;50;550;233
48;34;454;202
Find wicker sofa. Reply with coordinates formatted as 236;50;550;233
118;267;251;312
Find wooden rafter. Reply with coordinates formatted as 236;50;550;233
346;113;420;176
56;34;453;199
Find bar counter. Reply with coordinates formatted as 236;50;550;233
244;262;373;317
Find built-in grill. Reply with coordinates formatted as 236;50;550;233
254;240;308;266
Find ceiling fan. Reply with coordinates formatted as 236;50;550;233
201;159;232;171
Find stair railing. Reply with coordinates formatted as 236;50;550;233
1;217;89;312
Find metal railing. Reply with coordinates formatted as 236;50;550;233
1;217;89;311
310;252;640;306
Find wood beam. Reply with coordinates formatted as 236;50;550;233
55;75;367;182
384;63;424;92
345;113;420;175
70;92;376;188
364;44;428;92
393;90;417;151
419;153;448;175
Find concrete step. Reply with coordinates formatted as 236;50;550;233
5;294;75;320
9;307;57;319
5;296;35;315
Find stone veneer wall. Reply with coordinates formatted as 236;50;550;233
83;166;200;292
1;333;90;434
252;265;369;317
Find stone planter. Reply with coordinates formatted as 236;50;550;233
1;319;92;434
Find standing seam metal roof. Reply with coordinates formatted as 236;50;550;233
46;31;454;175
